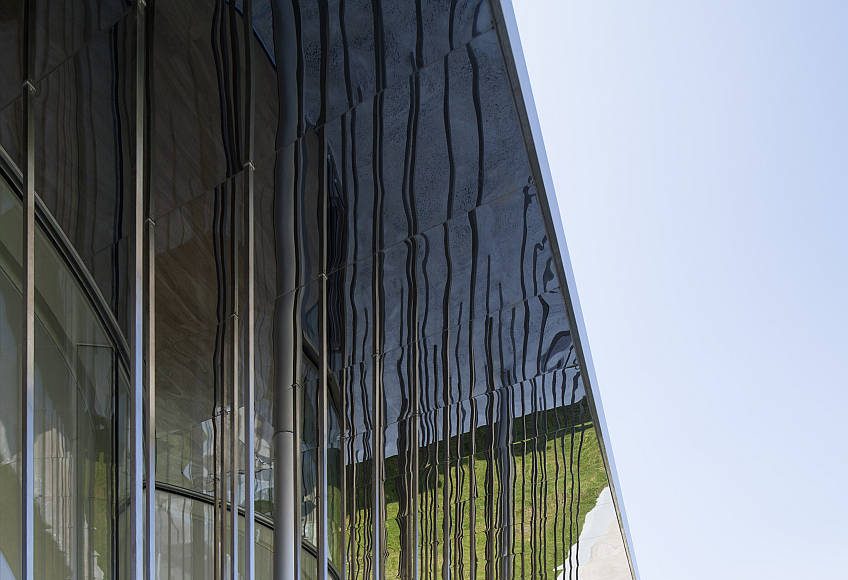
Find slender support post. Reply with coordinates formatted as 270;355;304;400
371;250;385;579
409;248;420;580
145;216;156;579
340;366;348;580
371;71;386;580
20;1;35;578
215;388;224;580
441;332;451;580
230;205;240;580
244;162;256;580
294;378;302;576
272;157;302;580
317;128;330;580
242;0;257;576
131;1;150;578
270;0;300;574
317;0;331;574
371;348;384;580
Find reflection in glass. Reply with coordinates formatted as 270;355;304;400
301;354;345;573
0;1;637;577
154;488;337;580
0;178;128;579
0;177;22;579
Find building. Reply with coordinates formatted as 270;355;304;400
0;0;637;578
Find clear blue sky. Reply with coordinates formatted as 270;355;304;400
512;1;848;578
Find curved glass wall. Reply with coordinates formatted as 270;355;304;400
1;155;344;580
0;174;130;579
151;169;343;576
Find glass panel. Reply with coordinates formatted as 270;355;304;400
155;488;324;580
33;198;117;579
301;361;318;547
0;175;22;579
32;12;135;337
0;175;128;579
155;180;244;497
301;349;345;572
115;368;132;580
155;490;215;578
327;394;344;568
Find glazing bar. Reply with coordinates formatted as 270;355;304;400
20;0;35;578
131;1;149;578
242;0;256;576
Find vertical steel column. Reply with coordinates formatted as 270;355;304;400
410;321;420;580
407;12;423;574
243;170;256;580
407;207;420;580
317;128;330;580
215;376;224;580
145;214;156;579
441;324;451;580
20;0;35;578
230;191;240;580
339;365;348;580
229;10;246;560
294;373;302;577
272;151;301;580
317;0;331;573
242;0;257;578
371;2;387;570
270;0;300;576
131;1;150;579
371;175;385;580
371;320;384;580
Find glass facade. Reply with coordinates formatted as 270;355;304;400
0;173;130;578
0;1;636;579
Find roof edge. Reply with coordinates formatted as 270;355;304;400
489;2;640;578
